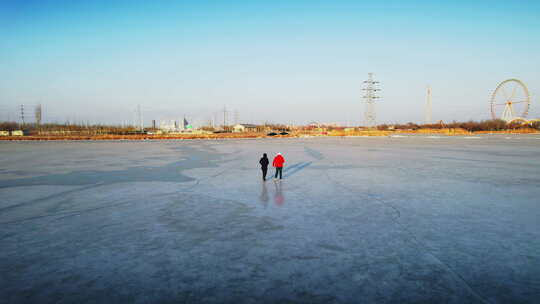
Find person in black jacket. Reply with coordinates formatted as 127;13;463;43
259;153;269;181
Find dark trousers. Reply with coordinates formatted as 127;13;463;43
274;167;283;179
261;167;268;180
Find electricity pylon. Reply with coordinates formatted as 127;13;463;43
35;104;42;126
362;73;380;127
425;86;432;124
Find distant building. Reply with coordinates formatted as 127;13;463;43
11;130;26;136
0;131;9;136
232;124;244;132
160;117;194;133
160;120;177;132
233;124;258;133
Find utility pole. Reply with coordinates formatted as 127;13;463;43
362;73;380;128
425;86;432;124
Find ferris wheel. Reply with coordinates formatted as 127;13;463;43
490;79;531;122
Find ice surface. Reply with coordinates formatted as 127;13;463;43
1;136;539;303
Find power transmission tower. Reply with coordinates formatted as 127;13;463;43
425;86;432;124
362;73;380;127
35;104;42;126
223;105;227;129
137;104;143;131
20;105;25;126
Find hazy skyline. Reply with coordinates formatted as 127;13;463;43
1;0;540;126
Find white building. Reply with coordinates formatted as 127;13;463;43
160;120;177;132
233;124;258;133
11;130;25;136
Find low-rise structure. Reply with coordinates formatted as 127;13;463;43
11;130;25;136
160;120;178;132
233;124;258;133
0;130;9;136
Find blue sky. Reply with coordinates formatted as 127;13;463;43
1;0;539;126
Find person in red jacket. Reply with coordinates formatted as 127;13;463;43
272;152;285;180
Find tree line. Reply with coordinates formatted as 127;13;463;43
377;119;540;132
1;119;539;135
0;122;140;135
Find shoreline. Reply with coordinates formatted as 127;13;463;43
1;129;538;141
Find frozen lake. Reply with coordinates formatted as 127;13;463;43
1;136;539;303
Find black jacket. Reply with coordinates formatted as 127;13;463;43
259;157;269;168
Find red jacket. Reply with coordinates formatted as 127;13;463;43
273;154;285;167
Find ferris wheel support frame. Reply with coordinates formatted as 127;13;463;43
490;78;531;122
